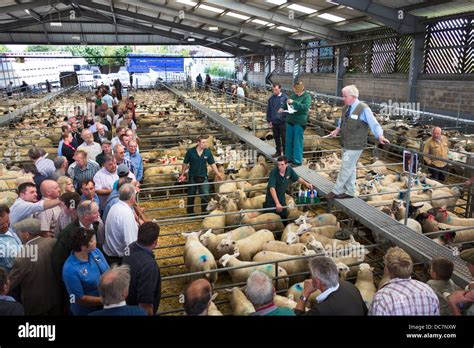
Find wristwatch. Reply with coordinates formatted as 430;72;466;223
299;295;307;302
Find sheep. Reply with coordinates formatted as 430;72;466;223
274;295;297;310
399;218;423;234
202;208;226;234
228;287;255;316
286;281;320;309
240;212;284;232
428;187;460;210
207;194;241;227
0;191;18;207
253;250;311;284
235;189;266;210
336;262;351;281
208;293;223;316
199;227;256;258
370;159;389;175
354;263;377;306
262;240;308;256
217;229;275;261
246;159;269;184
429;207;474;226
294;212;338;227
248;183;268;198
182;231;218;284
219;252;289;289
297;222;341;239
280;223;300;244
305;235;361;257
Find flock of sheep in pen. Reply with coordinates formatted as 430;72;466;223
0;86;472;315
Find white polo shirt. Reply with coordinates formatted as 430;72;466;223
103;200;138;257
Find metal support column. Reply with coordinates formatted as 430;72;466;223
264;54;272;86
408;33;424;102
293;50;301;83
335;46;348;97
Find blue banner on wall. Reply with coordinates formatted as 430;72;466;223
126;54;184;73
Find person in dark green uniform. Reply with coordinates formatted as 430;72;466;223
263;156;313;221
178;136;223;215
278;81;312;167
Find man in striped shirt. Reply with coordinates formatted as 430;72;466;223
71;150;99;189
369;247;439;316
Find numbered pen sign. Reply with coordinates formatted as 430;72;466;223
403;150;419;174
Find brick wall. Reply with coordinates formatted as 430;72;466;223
246;72;266;85
269;72;474;119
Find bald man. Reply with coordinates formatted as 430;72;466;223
37;180;62;238
423;127;449;181
184;278;212;316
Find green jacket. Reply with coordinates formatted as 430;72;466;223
283;91;311;126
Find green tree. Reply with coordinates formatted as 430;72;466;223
113;46;133;65
0;45;10;53
25;45;57;52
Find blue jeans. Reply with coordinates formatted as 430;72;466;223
285;123;304;165
187;176;210;214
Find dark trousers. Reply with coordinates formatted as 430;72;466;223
263;201;289;225
272;122;286;154
104;253;123;266
429;165;448;181
187;177;210;214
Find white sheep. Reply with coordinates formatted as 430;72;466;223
398;218;422;234
235;189;266;210
286;281;320;309
202;208;226;234
219;251;289;290
274;295;298;310
208;293;223;316
354;263;377;306
182;231;218;284
262;240;308;256
253;250;311;284
240;212;284;232
228;287;255;316
294;212;338;227
199;227;256;258
217;229;275;261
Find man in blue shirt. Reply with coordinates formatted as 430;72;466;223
326;85;390;200
0;206;22;272
126;140;143;182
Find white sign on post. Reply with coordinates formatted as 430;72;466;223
403;150;419;173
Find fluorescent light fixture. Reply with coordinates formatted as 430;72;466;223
226;12;250;20
187;37;195;42
287;4;317;14
317;13;345;22
275;25;298;33
71;36;81;40
198;4;224;13
326;0;339;5
24;9;30;14
50;22;62;26
266;0;287;5
208;26;219;31
239;46;250;50
176;0;197;5
252;19;269;25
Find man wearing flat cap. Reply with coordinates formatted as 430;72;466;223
447;248;474;315
7;218;61;315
